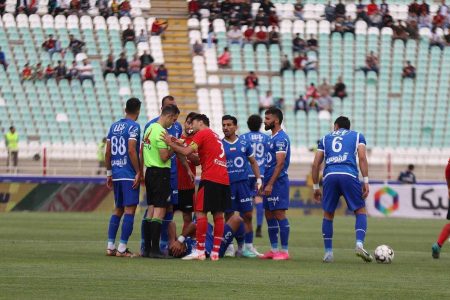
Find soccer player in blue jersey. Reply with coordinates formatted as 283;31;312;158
140;95;185;255
241;114;270;238
105;98;141;257
311;116;373;263
260;108;291;261
222;115;263;258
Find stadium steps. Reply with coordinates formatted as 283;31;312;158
161;18;198;118
148;0;188;18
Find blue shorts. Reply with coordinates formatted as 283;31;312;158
205;223;234;258
113;180;140;208
263;175;289;211
228;180;253;213
170;175;178;205
322;174;365;213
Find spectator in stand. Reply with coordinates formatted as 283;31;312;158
420;0;429;15
21;63;33;81
239;9;253;27
307;34;318;51
97;0;110;18
303;54;317;74
242;26;254;48
432;13;445;28
406;19;419;39
254;28;268;50
332;76;347;100
220;0;232;20
269;11;279;27
335;0;346;19
356;0;370;24
343;15;356;33
67;60;78;81
122;25;135;46
244;71;259;93
111;0;119;16
293;52;306;72
33;62;44;81
444;28;450;45
430;27;445;50
140;50;154;67
119;0;131;18
402;61;416;79
409;0;421;16
16;0;37;15
318;78;332;98
260;0;275;15
293;33;306;53
280;54;291;75
227;25;242;46
398;164;416;184
44;64;55;81
55;60;67;83
294;0;304;20
275;97;285;111
48;0;57;15
151;18;168;36
193;40;204;56
317;96;333;113
0;0;6;15
382;10;394;27
333;19;345;35
392;21;408;42
129;54;141;76
80;0;90;13
305;83;320;111
259;90;273;114
255;9;268;27
380;0;389;15
136;29;148;44
356;51;379;75
67;34;85;56
269;27;280;46
294;94;309;115
324;1;336;22
438;0;448;18
141;63;156;81
367;0;379;18
78;59;94;84
156;64;168;82
419;10;432;28
218;47;231;68
115;52;129;76
42;34;62;59
69;0;80;12
188;0;200;18
0;46;7;70
103;54;115;77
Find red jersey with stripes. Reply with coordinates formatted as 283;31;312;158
446;159;450;183
191;128;229;185
177;134;197;190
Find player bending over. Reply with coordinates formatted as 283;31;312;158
241;114;270;238
105;98;142;257
167;215;245;259
162;114;231;261
260;108;292;261
221;115;263;258
311;116;373;263
431;158;450;258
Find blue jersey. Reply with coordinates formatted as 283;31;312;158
240;131;270;178
107;118;141;181
145;117;182;177
265;130;290;181
222;137;254;184
318;128;366;179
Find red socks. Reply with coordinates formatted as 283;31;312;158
196;217;207;251
437;223;450;247
213;216;224;253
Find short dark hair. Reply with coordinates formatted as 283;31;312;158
408;164;414;170
222;115;237;125
9;126;14;131
265;107;283;125
125;97;141;114
161;95;175;107
334;116;351;130
185;112;198;123
192;114;210;127
247;114;262;131
161;104;180;116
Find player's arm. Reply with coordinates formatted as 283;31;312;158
264;152;286;196
158;148;173;162
169;221;196;257
177;153;195;182
128;139;141;189
187;152;200;166
162;131;196;156
248;155;262;190
105;140;112;189
357;143;370;199
139;143;144;179
311;150;324;202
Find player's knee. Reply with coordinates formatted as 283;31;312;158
354;207;366;215
243;211;253;222
114;208;124;216
228;215;242;230
274;209;286;220
324;211;334;220
124;205;136;215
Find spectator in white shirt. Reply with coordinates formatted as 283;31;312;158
259;90;273;114
78;59;94;84
136;29;148;44
227;25;243;46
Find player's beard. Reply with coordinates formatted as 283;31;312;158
264;121;275;131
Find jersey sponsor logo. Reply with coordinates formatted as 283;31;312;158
112;123;126;134
325;152;349;164
214;158;227;168
111;156;128;167
227;157;245;169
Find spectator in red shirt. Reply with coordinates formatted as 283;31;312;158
42;34;62;59
242;27;254;48
432;14;445;28
119;0;131;18
269;11;279;27
245;71;259;93
141;63;156;81
151;18;168;36
218;47;231;68
188;0;200;18
402;61;416;79
253;29;268;50
293;52;306;71
44;64;55;81
408;0;421;16
21;63;32;82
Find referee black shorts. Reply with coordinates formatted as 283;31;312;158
145;167;171;208
174;188;195;213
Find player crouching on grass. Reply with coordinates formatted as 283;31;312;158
105;98;142;257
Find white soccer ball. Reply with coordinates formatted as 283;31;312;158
374;245;394;264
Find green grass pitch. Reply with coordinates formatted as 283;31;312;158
1;211;449;299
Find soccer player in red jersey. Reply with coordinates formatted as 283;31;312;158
432;158;450;258
175;112;200;230
162;114;231;261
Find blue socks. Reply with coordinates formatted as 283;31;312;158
236;221;245;248
267;218;279;250
256;202;264;227
108;214;121;243
322;218;333;252
278;218;290;251
244;231;254;244
119;214;135;244
160;211;174;252
355;214;367;245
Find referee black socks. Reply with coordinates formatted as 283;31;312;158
150;218;163;255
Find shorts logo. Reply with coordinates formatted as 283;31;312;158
240;197;252;203
374;187;399;215
267;196;280;203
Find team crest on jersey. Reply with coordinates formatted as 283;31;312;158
129;126;138;138
241;146;246;153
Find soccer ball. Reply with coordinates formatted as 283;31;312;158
374;245;394;264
